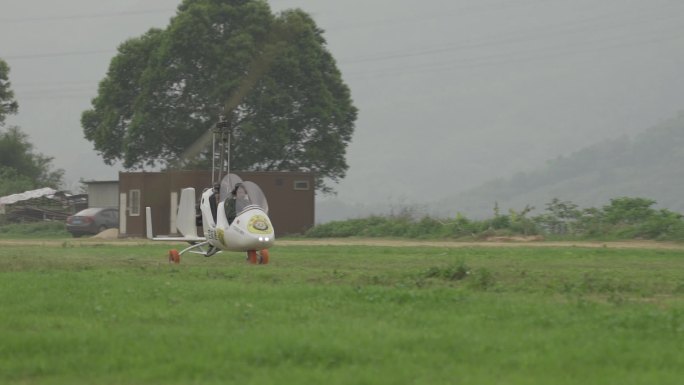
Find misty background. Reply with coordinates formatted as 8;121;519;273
2;0;684;222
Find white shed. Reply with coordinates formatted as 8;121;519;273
84;180;119;208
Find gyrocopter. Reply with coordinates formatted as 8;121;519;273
146;118;275;265
145;30;291;265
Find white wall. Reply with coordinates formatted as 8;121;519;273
87;182;119;208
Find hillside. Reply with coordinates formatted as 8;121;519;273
442;112;684;218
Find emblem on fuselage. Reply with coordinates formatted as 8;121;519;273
247;215;271;234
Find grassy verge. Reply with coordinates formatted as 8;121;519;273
0;221;69;239
1;241;683;384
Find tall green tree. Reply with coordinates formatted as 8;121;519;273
82;0;357;193
0;127;63;196
0;58;64;196
0;59;19;126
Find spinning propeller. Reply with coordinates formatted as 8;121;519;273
177;29;292;167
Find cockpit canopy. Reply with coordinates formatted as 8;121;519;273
219;174;243;201
219;173;269;214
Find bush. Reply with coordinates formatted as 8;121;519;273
636;210;684;240
304;197;684;242
0;221;69;238
423;261;470;281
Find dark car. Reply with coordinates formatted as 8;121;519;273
65;207;119;237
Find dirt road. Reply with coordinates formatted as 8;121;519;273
276;238;684;250
2;237;683;250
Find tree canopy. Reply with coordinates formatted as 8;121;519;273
0;59;19;126
82;0;357;193
0;127;64;196
0;58;63;196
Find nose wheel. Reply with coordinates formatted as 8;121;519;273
168;249;180;264
247;249;270;265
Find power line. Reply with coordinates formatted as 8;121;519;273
6;1;684;96
323;0;555;33
19;93;94;101
12;27;684;100
0;8;175;23
14;80;100;88
5;1;681;65
340;2;684;66
343;30;684;81
4;49;115;60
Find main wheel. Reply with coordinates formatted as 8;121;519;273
258;249;270;265
247;250;258;264
168;249;180;264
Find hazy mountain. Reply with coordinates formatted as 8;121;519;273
441;112;684;218
315;112;684;223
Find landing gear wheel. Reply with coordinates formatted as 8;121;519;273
168;249;180;264
247;250;258;265
258;249;270;265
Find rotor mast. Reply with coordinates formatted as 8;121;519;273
212;116;231;186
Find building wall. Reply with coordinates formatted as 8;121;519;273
118;171;315;237
240;172;316;236
86;182;119;208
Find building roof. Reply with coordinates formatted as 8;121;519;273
83;180;119;185
0;187;59;205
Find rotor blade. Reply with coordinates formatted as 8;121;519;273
222;45;280;114
177;40;286;166
177;127;215;167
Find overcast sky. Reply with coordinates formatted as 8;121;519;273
2;0;684;208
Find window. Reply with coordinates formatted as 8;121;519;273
129;189;141;216
293;180;310;190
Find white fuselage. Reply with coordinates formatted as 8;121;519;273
199;188;275;252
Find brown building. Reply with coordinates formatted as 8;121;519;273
118;171;315;237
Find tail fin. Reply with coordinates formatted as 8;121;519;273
176;188;198;238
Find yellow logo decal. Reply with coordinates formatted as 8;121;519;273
217;228;227;247
248;215;271;234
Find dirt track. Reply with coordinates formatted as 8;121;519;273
277;238;684;250
2;237;684;250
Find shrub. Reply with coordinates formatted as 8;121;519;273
304;197;684;242
423;261;471;281
0;221;69;238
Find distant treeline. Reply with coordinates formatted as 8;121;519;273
306;197;684;241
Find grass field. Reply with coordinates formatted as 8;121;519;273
1;239;683;384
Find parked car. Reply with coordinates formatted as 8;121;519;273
65;207;119;237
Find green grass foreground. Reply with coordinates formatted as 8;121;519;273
1;240;683;384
